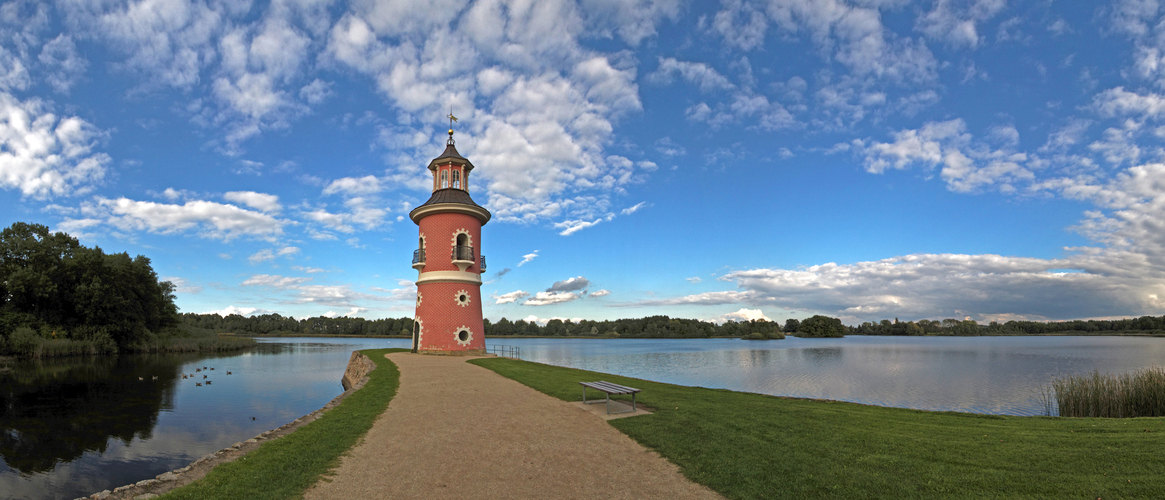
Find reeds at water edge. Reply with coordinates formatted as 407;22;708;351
1042;367;1165;418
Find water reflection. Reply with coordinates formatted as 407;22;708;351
0;337;406;500
0;354;186;475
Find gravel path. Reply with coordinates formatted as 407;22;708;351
305;352;723;499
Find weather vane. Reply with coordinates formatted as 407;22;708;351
447;106;458;145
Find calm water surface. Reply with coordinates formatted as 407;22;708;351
3;335;1165;499
496;336;1165;416
0;338;406;500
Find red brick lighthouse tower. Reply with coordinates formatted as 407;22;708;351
409;116;490;355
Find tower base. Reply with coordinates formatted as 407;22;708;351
417;348;487;356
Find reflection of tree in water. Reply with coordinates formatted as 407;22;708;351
0;354;191;475
801;347;843;364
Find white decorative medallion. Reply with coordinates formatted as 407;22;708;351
454;326;473;346
454;289;471;307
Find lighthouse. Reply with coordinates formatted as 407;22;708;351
409;119;490;355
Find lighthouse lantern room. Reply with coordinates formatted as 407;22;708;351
409;118;490;355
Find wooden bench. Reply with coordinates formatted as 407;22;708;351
579;381;640;414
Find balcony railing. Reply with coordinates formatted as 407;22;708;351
452;245;475;262
412;248;425;270
480;255;487;273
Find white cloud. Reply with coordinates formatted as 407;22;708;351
524;291;581;306
0;92;108;198
627;290;752;307
548;276;591;292
621;202;647;215
39;34;88;94
494;290;530;304
326;2;647;224
248;248;276;264
707;307;770;324
242;274;310;287
162;276;202;294
204;305;263;317
649;57;735;92
64;0;336;154
715;0;937;84
686;277;702;284
224;190;281;212
631;244;1165;323
241;273;409;308
518;250;539;266
248;246;299;264
554;218;599;236
300;78;332;105
323;175;383;196
915;0;1007;49
862;119;1034;193
1093;87;1165;120
87;197;285;241
589;289;611;297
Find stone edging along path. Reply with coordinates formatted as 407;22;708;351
77;351;379;500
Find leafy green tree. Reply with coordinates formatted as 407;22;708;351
796;315;846;338
0;222;178;351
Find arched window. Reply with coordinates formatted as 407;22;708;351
440;169;449;189
452;169;461;189
456;233;468;246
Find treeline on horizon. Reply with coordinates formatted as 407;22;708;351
184;312;1165;339
180;312;793;338
848;316;1165;335
0;222;251;357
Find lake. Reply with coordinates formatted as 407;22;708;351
3;335;1164;499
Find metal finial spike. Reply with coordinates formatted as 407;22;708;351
446;107;458;145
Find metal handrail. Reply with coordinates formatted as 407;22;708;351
452;245;474;262
486;344;520;359
412;248;425;265
480;255;487;272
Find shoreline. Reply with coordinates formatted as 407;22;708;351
232;332;1165;339
78;351;383;500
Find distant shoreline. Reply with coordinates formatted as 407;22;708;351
229;331;1165;339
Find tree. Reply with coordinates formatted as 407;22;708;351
796;315;846;338
783;318;800;333
0;222;178;350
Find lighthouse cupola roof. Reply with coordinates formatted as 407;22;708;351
410;114;491;225
427;118;475;172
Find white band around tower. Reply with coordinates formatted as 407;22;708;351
416;270;482;285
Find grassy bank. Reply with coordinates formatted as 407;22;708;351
470;357;1165;499
159;348;404;500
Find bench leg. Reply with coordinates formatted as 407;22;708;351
606;393;611;414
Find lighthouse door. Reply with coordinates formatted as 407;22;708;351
412;320;420;353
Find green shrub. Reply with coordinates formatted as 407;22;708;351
10;327;42;357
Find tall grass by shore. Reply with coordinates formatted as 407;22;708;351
3;324;256;358
1044;367;1165;418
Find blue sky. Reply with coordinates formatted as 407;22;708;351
4;0;1165;326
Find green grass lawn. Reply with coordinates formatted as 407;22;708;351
159;348;405;500
470;357;1165;499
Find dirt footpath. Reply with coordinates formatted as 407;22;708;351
305;352;723;499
